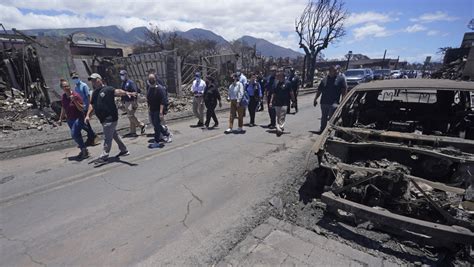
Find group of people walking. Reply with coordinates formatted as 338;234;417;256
58;65;346;164
58;70;172;164
191;67;301;137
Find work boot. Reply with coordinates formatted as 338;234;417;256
86;135;100;146
123;133;138;138
78;148;90;160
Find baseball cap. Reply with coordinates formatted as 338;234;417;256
70;72;79;79
88;73;102;80
119;70;127;75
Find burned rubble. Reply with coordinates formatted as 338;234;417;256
306;79;474;260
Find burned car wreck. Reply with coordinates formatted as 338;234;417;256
311;79;474;249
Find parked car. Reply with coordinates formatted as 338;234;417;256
344;69;372;89
365;68;374;81
390;70;402;79
406;70;417;78
310;79;474;250
373;69;391;80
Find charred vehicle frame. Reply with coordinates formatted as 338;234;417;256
309;79;474;252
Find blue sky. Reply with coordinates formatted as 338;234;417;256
325;0;473;62
1;0;472;63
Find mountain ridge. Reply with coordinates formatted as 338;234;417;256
22;25;303;58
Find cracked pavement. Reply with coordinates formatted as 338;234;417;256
1;95;319;266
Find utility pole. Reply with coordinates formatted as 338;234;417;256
345;51;352;70
381;49;387;69
394;56;400;69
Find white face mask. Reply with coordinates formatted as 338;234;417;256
120;75;126;81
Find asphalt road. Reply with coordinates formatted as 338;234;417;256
0;94;322;266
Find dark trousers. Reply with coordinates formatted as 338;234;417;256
267;95;276;126
287;88;298;113
248;96;258;124
320;104;337;131
205;101;218;126
258;95;264;111
83;120;96;140
150;111;169;142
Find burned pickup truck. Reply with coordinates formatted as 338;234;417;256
311;79;474;249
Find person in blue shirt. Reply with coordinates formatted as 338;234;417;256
70;72;99;146
246;73;262;127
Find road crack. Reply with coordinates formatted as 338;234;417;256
0;230;47;266
182;184;203;205
180;198;193;228
180;184;204;228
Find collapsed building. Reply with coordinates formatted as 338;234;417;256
0;27;182;131
432;32;474;81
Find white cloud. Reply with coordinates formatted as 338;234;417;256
410;11;458;23
345;11;392;27
404;24;427;33
0;0;308;51
426;30;448;37
400;53;440;63
352;23;391;41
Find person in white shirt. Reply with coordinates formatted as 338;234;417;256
237;70;247;86
191;72;206;126
225;73;245;134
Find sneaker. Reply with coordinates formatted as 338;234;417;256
148;142;164;149
141;124;146;134
163;134;172;143
276;130;283;137
117;150;130;157
94;156;108;164
224;128;233;134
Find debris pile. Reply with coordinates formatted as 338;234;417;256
0;91;56;132
431;57;468;80
168;95;193;112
